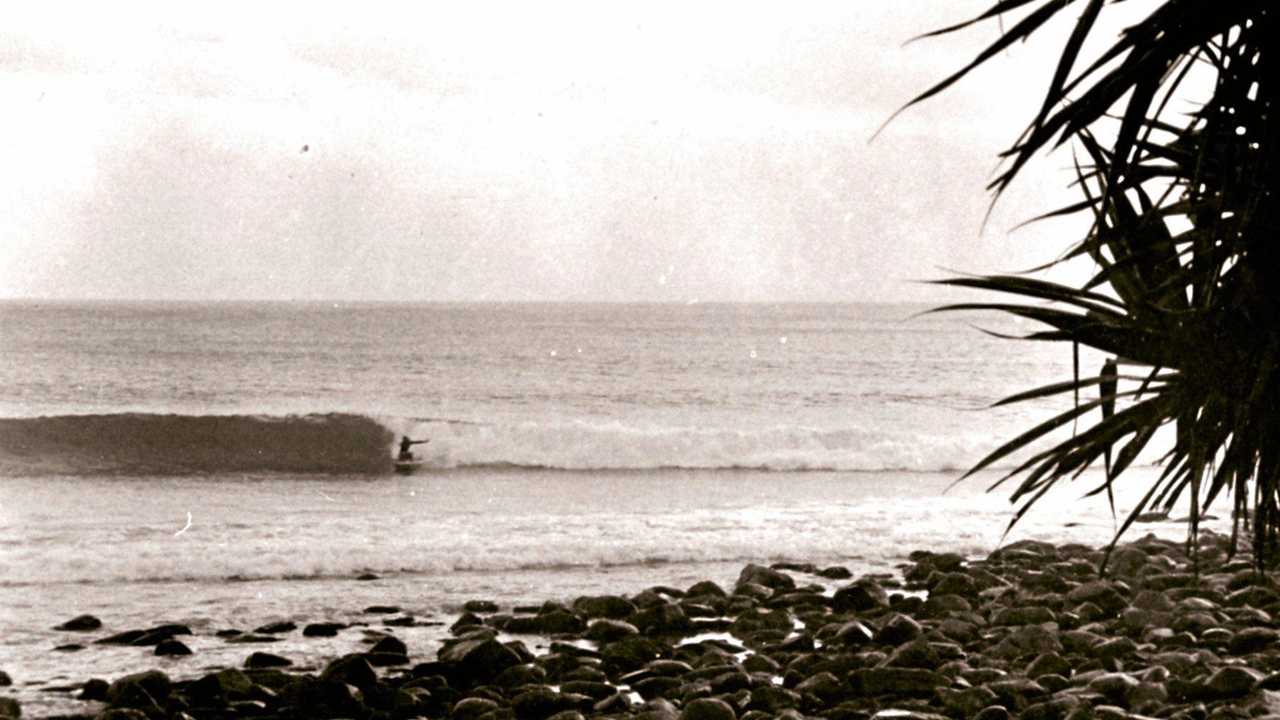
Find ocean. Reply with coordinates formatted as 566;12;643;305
0;301;1200;716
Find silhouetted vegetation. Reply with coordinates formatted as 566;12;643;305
913;2;1278;567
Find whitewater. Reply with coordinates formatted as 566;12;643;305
0;301;1208;716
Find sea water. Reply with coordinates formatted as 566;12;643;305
0;302;1209;716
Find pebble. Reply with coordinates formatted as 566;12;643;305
48;531;1280;720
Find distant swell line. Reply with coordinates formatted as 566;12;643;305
0;413;395;476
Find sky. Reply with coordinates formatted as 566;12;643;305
0;2;1148;303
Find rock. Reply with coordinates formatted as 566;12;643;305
833;579;891;613
834;620;876;646
1067;581;1128;615
79;678;109;701
633;602;691;636
687;581;728;598
106;670;171;708
680;697;736;720
849;667;947;696
794;671;845;705
1132;590;1175;611
495;663;548;688
1087;672;1139;705
937;685;998;715
56;614;102;631
573;595;638;620
278;676;367;718
992;606;1057;626
0;698;18;720
1025;652;1072;679
883;638;941;669
512;685;567;720
1107;546;1149;578
746;686;801;713
437;637;522;686
464;599;499;613
931;572;979;598
53;644;83;652
820;566;853;580
302;622;344;637
186;668;253;705
371;635;408;655
585;619;640;642
0;674;8;688
154;639;192;657
253;621;296;634
984;678;1047;711
319;654;378;692
973;706;1012;720
1228;626;1278;655
452;697;503;720
737;564;795;592
991;624;1062;659
245;652;292;668
364;605;399;613
1204;665;1264;698
875;614;923;645
1094;636;1138;661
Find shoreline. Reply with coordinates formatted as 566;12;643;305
6;530;1278;720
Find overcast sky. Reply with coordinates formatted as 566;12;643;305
0;2;1144;303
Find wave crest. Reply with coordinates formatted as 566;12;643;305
0;413;395;476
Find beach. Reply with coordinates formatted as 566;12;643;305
6;517;1274;720
0;302;1235;718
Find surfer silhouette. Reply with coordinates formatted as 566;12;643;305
398;436;428;461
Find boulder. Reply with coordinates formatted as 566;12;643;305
1228;626;1278;655
1204;665;1264;698
937;686;999;716
586;619;640;642
154;639;192;657
834;620;876;647
875;614;923;645
1067;581;1128;615
244;652;293;668
736;564;795;592
452;697;502;720
600;636;662;675
849;667;946;697
319;654;378;692
56;614;102;631
992;606;1056;626
633;602;691;636
302;622;344;637
573;595;637;620
371;635;408;656
833;579;890;613
680;697;736;720
106;670;171;708
686;581;728;598
511;685;568;720
438;637;522;686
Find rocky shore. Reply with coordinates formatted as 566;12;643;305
6;531;1280;720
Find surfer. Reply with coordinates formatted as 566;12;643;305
398;436;428;461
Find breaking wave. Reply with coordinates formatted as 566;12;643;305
0;412;996;476
0;413;395;476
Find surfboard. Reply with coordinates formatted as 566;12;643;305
393;459;427;474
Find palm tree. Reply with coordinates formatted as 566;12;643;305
905;1;1277;568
